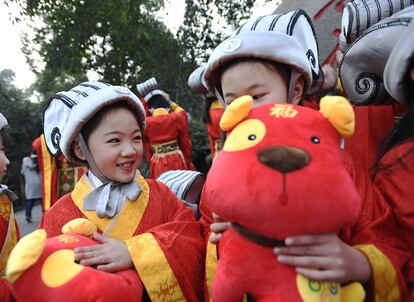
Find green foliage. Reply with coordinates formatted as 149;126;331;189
0;69;43;203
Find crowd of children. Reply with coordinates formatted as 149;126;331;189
1;0;414;301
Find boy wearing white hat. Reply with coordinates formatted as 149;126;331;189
201;9;410;301
40;82;204;301
0;113;20;301
136;77;195;179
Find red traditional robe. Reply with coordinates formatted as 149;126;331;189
32;135;87;211
205;101;225;160
39;174;204;301
0;189;20;302
373;140;414;297
145;107;195;179
200;151;411;302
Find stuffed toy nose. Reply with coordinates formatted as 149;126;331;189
258;146;310;173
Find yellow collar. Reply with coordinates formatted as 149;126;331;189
71;173;149;240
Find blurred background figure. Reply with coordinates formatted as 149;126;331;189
137;77;195;179
188;65;224;164
20;152;41;223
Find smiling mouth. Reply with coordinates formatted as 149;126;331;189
117;162;134;168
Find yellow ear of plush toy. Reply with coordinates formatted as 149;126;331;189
62;218;97;237
6;229;46;283
319;96;355;137
220;96;253;131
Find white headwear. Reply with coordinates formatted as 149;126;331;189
136;77;170;102
43;82;146;161
188;66;216;99
203;10;323;97
340;0;414;51
0;113;7;131
339;5;414;105
384;19;414;104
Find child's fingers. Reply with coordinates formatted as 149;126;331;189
93;232;111;243
277;255;337;270
210;221;230;233
273;244;328;257
209;233;222;245
97;263;118;273
79;255;109;267
295;267;345;282
285;233;335;246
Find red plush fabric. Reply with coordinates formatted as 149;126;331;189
39;180;204;302
144;111;195;179
373;140;414;296
203;103;361;301
344;105;395;171
9;233;143;302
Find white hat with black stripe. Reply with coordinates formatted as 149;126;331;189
340;0;414;51
203;10;323;99
136;77;170;102
43;82;146;160
384;18;414;104
339;5;414;105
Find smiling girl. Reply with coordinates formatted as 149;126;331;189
39;82;204;301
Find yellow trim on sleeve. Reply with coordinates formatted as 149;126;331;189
125;233;185;302
355;244;401;302
71;173;149;241
40;134;54;211
206;235;218;302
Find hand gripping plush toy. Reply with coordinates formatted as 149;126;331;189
6;219;143;302
204;96;365;302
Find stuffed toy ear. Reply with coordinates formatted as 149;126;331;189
6;229;46;283
319;96;355;137
62;218;97;237
220;96;253;131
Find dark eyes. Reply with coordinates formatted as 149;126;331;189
311;136;320;144
252;94;265;100
248;134;256;141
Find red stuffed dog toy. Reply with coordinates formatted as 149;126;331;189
6;218;143;302
204;96;365;302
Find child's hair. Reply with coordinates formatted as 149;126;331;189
0;127;10;149
147;94;170;110
212;58;291;96
81;100;143;145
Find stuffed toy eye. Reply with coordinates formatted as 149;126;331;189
224;119;266;151
311;136;320;144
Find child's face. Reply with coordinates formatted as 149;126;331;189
86;108;143;183
0;136;9;182
221;61;288;107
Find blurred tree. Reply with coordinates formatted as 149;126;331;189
10;0;272;172
0;69;43;204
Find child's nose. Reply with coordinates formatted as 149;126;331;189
121;144;136;157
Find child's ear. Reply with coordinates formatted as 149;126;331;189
290;76;305;105
410;67;414;82
72;140;86;161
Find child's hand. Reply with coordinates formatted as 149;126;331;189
273;233;371;283
74;232;133;272
209;213;231;244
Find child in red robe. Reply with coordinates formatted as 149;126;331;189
369;17;414;297
39;82;204;301
137;77;195;178
0;113;20;302
201;9;410;301
188;66;225;161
